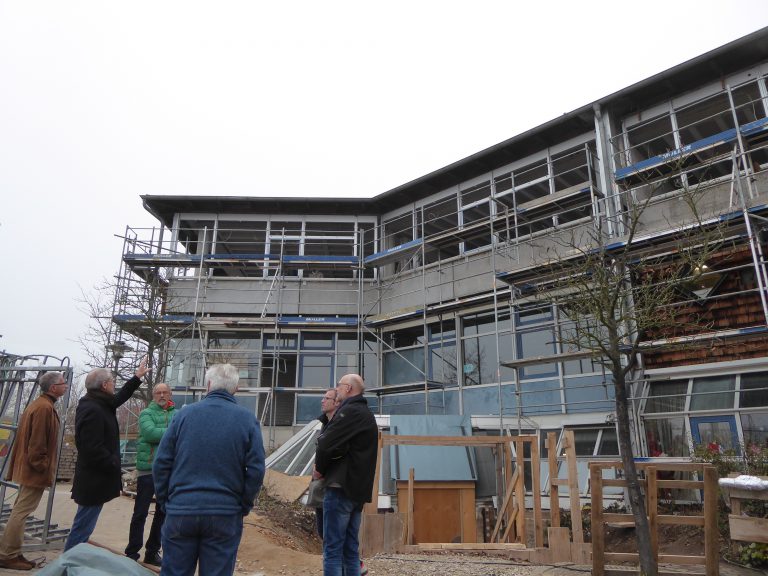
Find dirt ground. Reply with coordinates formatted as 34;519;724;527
602;523;706;559
0;482;325;576
1;481;754;576
236;490;322;575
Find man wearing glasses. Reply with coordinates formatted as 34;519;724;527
64;359;150;551
124;382;175;566
0;371;68;570
314;374;377;576
313;389;340;538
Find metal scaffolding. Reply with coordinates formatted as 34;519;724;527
110;62;768;462
0;352;72;549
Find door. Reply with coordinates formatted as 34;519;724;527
690;415;740;455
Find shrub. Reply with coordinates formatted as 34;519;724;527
739;543;768;568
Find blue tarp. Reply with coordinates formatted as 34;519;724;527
37;543;155;576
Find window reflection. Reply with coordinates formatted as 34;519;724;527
462;333;498;387
299;355;333;388
740;413;768;448
383;348;425;386
645;380;688;413
690;376;735;410
644;418;689;457
740;372;768;408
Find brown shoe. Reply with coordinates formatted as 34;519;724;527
16;555;37;567
0;555;35;570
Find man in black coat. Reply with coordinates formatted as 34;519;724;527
64;359;149;551
314;373;378;576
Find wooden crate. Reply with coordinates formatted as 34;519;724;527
396;480;476;544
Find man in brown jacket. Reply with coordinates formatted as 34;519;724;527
0;371;68;570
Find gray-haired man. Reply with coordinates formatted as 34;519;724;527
153;363;265;576
0;372;68;570
64;359;149;551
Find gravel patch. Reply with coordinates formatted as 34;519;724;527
364;553;541;576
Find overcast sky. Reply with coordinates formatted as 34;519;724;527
1;1;767;373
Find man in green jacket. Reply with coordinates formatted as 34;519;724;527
125;383;175;566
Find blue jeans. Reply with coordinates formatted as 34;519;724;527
322;488;361;576
125;474;165;559
64;504;103;551
160;514;243;576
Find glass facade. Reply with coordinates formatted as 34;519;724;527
122;62;768;453
641;370;768;457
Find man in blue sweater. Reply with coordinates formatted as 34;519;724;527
152;364;265;576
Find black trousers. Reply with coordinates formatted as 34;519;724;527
125;473;165;559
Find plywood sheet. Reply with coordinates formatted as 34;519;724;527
548;527;571;563
263;469;312;503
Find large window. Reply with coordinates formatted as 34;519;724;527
421;196;460;264
362;333;379;389
269;220;302;266
179;216;369;279
165;338;204;390
336;333;359;378
690;375;735;411
740;372;768;408
623;114;675;168
383;348;424;386
206;331;261;387
429;320;457;386
641;368;768;459
460;181;492;252
741;413;768;449
515;305;557;379
382;211;415;272
383;325;425;386
382;322;457;387
461;311;507;387
645;418;689;457
644;380;688;413
303;222;358;278
299;355;333;388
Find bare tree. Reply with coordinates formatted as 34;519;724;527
75;276;167;406
510;163;729;576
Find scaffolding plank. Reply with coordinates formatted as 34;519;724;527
123;253;202;266
496;204;768;287
277;315;358;327
515;184;597;221
197;316;275;328
615;127;738;181
364;238;423;267
740;115;768;137
206;253;278;265
366;382;445;396
112;314;194;343
113;314;195;327
364;307;424;327
281;255;359;269
615;116;768;183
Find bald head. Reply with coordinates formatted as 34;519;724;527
336;373;364;402
152;382;171;408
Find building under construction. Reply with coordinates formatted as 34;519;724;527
111;29;768;501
